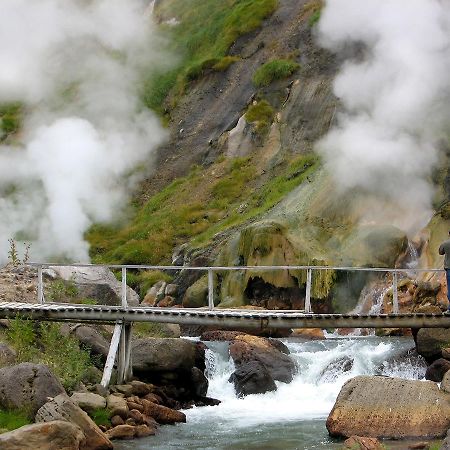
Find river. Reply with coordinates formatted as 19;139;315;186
117;336;437;450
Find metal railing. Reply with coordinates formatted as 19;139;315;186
27;263;445;315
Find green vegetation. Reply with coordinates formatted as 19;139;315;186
252;59;300;87
212;56;241;71
303;0;323;27
0;103;22;139
142;0;278;115
245;100;275;133
5;318;94;391
89;408;111;427
87;153;320;264
46;279;78;301
0;409;31;432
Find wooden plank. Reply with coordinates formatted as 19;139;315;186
101;322;122;388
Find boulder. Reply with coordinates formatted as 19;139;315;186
142;281;166;306
190;367;208;397
0;363;65;416
0;342;16;366
104;424;135;440
72;326;109;360
441;371;450;393
327;376;450;438
425;358;450;382
0;420;85;450
416;328;450;362
129;380;152;397
228;360;277;397
132;338;197;373
229;334;296;384
182;275;208;308
343;435;384;449
50;266;139;306
70;392;106;413
442;347;450;360
106;395;128;419
140;399;186;424
36;394;113;450
201;330;244;341
134;424;156;437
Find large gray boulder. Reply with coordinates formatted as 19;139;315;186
0;420;85;450
229;360;277;397
0;363;65;415
415;328;450;362
72;326;110;360
36;394;112;450
327;376;450;438
132;338;197;373
50;266;139;306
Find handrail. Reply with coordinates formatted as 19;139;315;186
28;262;445;314
27;262;444;273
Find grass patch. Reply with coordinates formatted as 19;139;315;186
245;100;275;133
0;409;31;432
212;56;241;71
5;318;94;392
89;408;111;427
252;59;300;87
142;0;278;114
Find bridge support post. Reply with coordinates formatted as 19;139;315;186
305;268;312;313
101;321;133;387
208;269;214;310
117;323;133;384
392;272;399;314
37;265;44;304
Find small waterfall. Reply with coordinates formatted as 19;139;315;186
405;240;419;269
144;0;156;17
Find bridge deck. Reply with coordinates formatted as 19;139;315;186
1;302;449;329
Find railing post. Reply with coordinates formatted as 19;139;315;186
121;267;128;308
37;265;44;304
392;271;399;314
305;268;312;313
208;268;214;310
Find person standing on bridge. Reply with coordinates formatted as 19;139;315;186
438;232;450;311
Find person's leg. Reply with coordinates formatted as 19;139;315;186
446;269;450;311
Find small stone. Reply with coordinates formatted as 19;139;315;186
408;443;430;450
125;418;136;426
111;415;125;427
344;435;384;449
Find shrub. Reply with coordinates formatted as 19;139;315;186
47;279;78;301
244;100;275;133
252;59;300;87
89;408;111;427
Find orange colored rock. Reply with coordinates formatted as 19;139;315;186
105;425;135;440
140;399;186;424
343;435;384;449
291;328;325;340
134;424;156;438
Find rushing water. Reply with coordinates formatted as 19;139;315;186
117;337;429;450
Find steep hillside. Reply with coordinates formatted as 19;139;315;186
87;0;450;311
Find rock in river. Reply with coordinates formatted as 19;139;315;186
327;375;450;439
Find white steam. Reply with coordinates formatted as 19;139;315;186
0;0;169;262
317;0;450;233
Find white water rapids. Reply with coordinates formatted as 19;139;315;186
119;337;427;450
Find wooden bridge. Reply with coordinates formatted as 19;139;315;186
1;263;448;387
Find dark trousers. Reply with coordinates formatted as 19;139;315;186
446;269;450;303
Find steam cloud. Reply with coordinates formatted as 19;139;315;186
317;0;450;233
0;0;168;263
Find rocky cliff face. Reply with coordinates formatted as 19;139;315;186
88;0;450;312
